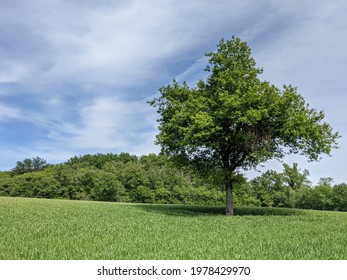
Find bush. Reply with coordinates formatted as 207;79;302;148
332;183;347;211
0;171;60;198
91;171;126;202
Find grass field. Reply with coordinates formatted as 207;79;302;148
0;196;346;260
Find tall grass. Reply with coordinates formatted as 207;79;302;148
0;197;346;259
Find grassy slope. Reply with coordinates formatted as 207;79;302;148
0;196;346;260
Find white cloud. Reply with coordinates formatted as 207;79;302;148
0;103;21;121
0;61;33;84
45;96;158;153
1;0;282;91
38;1;215;87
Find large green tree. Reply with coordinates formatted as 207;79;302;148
150;36;339;215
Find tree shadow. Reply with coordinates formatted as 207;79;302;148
136;204;224;217
136;204;305;217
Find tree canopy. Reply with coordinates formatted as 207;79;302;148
10;157;48;176
150;36;339;215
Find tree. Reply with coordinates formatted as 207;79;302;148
150;36;339;215
90;170;126;202
332;183;347;211
250;170;286;207
317;177;334;187
10;157;48;176
282;163;311;189
311;184;334;210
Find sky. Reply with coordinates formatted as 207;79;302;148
0;0;346;184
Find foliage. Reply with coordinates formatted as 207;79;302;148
282;163;311;189
10;157;48;176
250;170;287;207
1;154;346;212
149;36;339;215
0;171;61;198
1;153;225;206
249;163;313;208
89;170;126;202
332;183;347;211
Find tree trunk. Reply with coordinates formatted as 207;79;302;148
225;177;234;216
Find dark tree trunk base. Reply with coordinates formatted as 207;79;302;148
225;180;234;216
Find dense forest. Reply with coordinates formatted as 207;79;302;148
0;153;346;211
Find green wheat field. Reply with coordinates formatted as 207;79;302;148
0;196;346;260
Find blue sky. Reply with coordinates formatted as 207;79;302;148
1;0;346;184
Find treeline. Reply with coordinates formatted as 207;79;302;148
0;153;346;211
235;164;347;211
0;153;224;205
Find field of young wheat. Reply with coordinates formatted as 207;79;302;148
0;196;346;259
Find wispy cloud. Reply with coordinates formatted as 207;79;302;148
0;102;21;121
51;96;157;149
0;61;33;84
